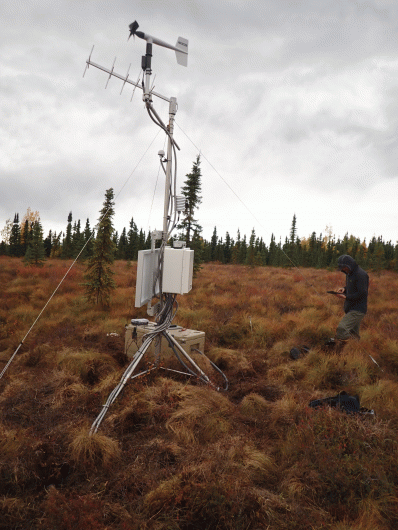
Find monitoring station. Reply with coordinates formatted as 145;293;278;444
84;21;227;433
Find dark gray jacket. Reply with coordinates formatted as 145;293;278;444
337;255;369;314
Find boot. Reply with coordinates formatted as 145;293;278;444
324;338;348;353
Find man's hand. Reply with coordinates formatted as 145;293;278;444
335;287;346;299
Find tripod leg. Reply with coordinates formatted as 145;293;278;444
164;331;211;384
90;334;156;434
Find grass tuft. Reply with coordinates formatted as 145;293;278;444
68;426;121;469
57;348;118;385
166;386;234;444
239;393;270;422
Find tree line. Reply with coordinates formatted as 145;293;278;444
0;209;152;265
199;221;398;272
1;156;397;272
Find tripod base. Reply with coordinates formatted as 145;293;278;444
90;329;228;434
125;323;205;360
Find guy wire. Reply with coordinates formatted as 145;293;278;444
175;121;327;302
175;125;380;370
0;129;162;382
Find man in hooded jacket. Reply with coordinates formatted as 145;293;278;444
329;254;369;348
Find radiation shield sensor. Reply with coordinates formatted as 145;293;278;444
135;249;161;307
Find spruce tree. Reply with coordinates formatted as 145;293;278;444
287;214;300;264
20;219;31;255
191;229;203;273
84;188;116;307
50;232;62;258
24;221;46;266
62;212;73;258
238;234;247;264
177;155;202;246
224;232;232;263
9;214;22;257
232;229;241;264
268;233;277;265
245;229;257;267
71;219;85;256
138;229;146;252
117;227;128;259
44;230;53;257
80;219;94;260
210;227;218;261
127;217;138;260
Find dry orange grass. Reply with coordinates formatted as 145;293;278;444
0;258;398;529
68;426;121;470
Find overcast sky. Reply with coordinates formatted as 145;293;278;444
1;0;398;247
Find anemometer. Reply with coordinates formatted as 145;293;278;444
84;21;227;433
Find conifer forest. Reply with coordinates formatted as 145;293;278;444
1;208;397;272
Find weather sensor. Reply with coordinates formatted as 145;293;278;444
128;20;188;67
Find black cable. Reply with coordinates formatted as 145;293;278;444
191;348;229;391
162;331;209;384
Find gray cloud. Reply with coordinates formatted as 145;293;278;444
1;0;398;244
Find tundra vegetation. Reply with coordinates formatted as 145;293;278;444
0;258;398;529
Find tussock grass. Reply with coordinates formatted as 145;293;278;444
166;386;234;444
18;342;54;367
227;438;274;481
359;379;398;426
11;302;36;322
1;259;398;529
268;364;296;384
52;380;90;410
209;347;252;375
1;496;36;529
57;347;118;385
299;346;378;390
268;394;302;430
0;425;32;458
239;392;271;422
68;426;121;469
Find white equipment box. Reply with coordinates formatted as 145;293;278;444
162;247;194;295
135;247;193;307
125;322;205;358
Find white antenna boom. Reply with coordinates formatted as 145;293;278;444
84;51;172;103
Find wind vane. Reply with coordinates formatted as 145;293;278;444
128;20;188;66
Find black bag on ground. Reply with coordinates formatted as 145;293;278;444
309;391;360;414
289;345;310;360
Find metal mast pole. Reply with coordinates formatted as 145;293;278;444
163;97;177;242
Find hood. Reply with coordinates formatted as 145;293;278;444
337;254;357;272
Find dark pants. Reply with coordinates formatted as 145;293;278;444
336;311;365;340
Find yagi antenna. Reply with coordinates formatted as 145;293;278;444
83;21;189;104
128;20;188;67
